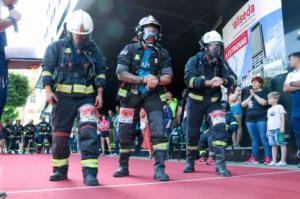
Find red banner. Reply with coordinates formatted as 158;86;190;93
224;31;248;60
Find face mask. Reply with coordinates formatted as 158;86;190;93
206;42;222;58
72;34;91;49
142;27;158;45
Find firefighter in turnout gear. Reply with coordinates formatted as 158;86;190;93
183;30;237;177
23;120;36;154
198;101;239;164
36;117;52;154
10;120;23;154
113;15;173;181
42;10;106;186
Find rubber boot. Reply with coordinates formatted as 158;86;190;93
215;146;231;177
83;168;99;186
183;150;198;173
49;166;68;181
113;152;130;177
153;150;169;181
0;192;7;199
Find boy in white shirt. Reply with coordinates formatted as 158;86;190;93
267;92;287;166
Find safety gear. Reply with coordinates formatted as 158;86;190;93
0;192;7;199
183;158;195;173
142;27;159;46
83;168;99;186
49;166;68;181
183;150;197;173
42;36;106;94
67;10;93;35
135;15;162;45
113;153;130;177
67;10;93;48
220;100;231;112
153;150;169;181
214;146;231;177
199;30;223;58
200;30;223;48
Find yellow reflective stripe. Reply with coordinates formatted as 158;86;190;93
230;121;239;125
160;93;167;102
187;145;198;150
64;48;71;54
134;54;140;60
56;84;72;93
189;77;195;88
118;88;128;97
73;84;94;94
96;74;106;79
189;93;204;101
199;150;207;155
42;71;53;77
154;58;158;64
212;141;227;146
120;148;132;153
153;143;168;150
211;97;219;103
81;159;98;168
51;158;68;167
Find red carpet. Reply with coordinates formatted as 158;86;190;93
0;154;299;199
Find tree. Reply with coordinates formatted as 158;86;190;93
1;73;30;122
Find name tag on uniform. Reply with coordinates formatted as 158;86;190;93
119;108;134;124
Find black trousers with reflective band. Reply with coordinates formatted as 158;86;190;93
119;92;167;149
51;94;99;160
186;97;229;147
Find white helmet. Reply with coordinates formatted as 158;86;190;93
67;10;93;35
200;30;223;49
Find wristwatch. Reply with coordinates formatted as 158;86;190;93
290;81;295;87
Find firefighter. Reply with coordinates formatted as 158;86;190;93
10;119;23;154
23;119;36;154
4;119;12;153
113;15;173;181
183;30;237;176
198;101;239;165
36;117;52;154
42;10;106;186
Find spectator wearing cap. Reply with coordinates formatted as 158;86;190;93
241;76;271;164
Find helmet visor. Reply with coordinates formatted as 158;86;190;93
143;26;159;44
207;42;223;58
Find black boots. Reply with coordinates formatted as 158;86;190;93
215;146;231;177
113;153;130;177
0;192;7;199
183;150;198;173
183;158;195;173
49;166;68;181
83;168;99;186
153;150;169;181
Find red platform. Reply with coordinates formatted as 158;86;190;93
0;154;299;199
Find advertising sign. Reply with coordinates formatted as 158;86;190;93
223;0;286;87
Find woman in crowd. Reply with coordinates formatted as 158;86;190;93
229;86;243;146
241;77;271;164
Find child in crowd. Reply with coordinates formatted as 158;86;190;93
267;92;287;166
99;114;112;155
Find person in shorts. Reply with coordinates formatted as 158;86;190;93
266;92;287;166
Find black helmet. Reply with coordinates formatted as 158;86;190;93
220;100;230;112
